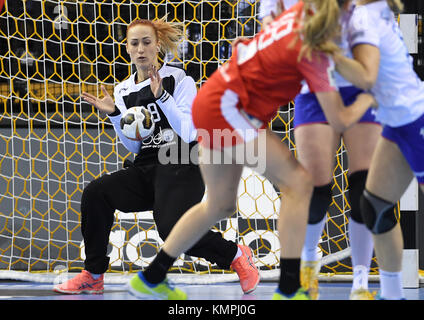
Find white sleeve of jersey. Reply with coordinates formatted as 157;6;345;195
155;75;198;143
108;85;142;154
259;0;298;19
259;0;278;19
348;6;380;49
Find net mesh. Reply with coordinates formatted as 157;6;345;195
0;0;383;282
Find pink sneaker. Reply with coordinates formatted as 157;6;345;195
231;245;260;294
53;270;104;294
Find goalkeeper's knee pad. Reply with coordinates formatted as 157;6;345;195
360;189;397;234
308;183;333;224
348;170;368;224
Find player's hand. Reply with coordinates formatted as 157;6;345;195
232;36;248;48
359;93;378;109
369;95;378;109
262;0;286;30
81;85;115;114
149;64;163;98
261;16;274;30
275;0;286;15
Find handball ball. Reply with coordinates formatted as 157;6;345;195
120;107;155;141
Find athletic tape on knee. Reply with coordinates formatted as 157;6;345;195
308;183;333;224
360;190;397;234
348;170;368;223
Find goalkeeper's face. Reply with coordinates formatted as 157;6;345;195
126;24;159;69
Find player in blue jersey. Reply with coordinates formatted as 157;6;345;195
53;17;259;296
260;0;379;300
334;0;424;300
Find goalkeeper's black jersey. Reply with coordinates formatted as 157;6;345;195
108;64;198;166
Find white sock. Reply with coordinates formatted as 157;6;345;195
233;246;242;261
349;220;374;267
379;269;404;300
349;220;373;291
90;272;102;280
352;265;369;291
301;218;326;261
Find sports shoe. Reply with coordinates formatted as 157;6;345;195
128;272;187;300
230;244;260;294
300;260;320;300
349;288;377;300
53;270;104;294
272;287;311;300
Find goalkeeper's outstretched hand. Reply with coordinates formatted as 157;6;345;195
81;85;115;115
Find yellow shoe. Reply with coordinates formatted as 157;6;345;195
272;287;311;300
128;272;187;300
300;260;320;300
349;288;377;300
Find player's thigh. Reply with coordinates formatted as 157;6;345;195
89;166;154;212
343;123;382;173
153;165;205;213
244;129;312;192
294;123;340;186
366;137;414;202
153;164;206;233
199;146;244;210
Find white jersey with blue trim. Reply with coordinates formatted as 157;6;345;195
347;1;424;127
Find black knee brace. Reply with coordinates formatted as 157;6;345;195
360;189;398;234
308;183;333;224
348;170;368;223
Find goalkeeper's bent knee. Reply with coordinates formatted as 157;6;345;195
308;183;332;224
360;189;397;234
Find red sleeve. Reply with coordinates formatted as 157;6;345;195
298;51;337;92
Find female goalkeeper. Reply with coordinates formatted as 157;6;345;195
53;17;260;295
128;0;377;300
334;0;424;300
261;0;380;300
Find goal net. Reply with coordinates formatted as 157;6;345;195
0;0;379;284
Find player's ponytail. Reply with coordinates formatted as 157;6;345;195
151;16;183;56
298;0;341;61
127;16;183;56
387;0;404;13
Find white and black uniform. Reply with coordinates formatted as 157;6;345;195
81;64;238;274
109;64;198;165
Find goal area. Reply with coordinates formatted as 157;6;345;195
0;0;380;284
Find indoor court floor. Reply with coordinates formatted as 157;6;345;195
0;280;423;301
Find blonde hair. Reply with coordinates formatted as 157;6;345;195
387;0;404;13
126;16;183;56
296;0;342;61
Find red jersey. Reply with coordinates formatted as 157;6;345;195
218;1;337;122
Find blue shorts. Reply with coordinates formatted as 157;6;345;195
293;86;379;128
382;113;424;184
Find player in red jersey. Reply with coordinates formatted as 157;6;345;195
128;0;377;300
